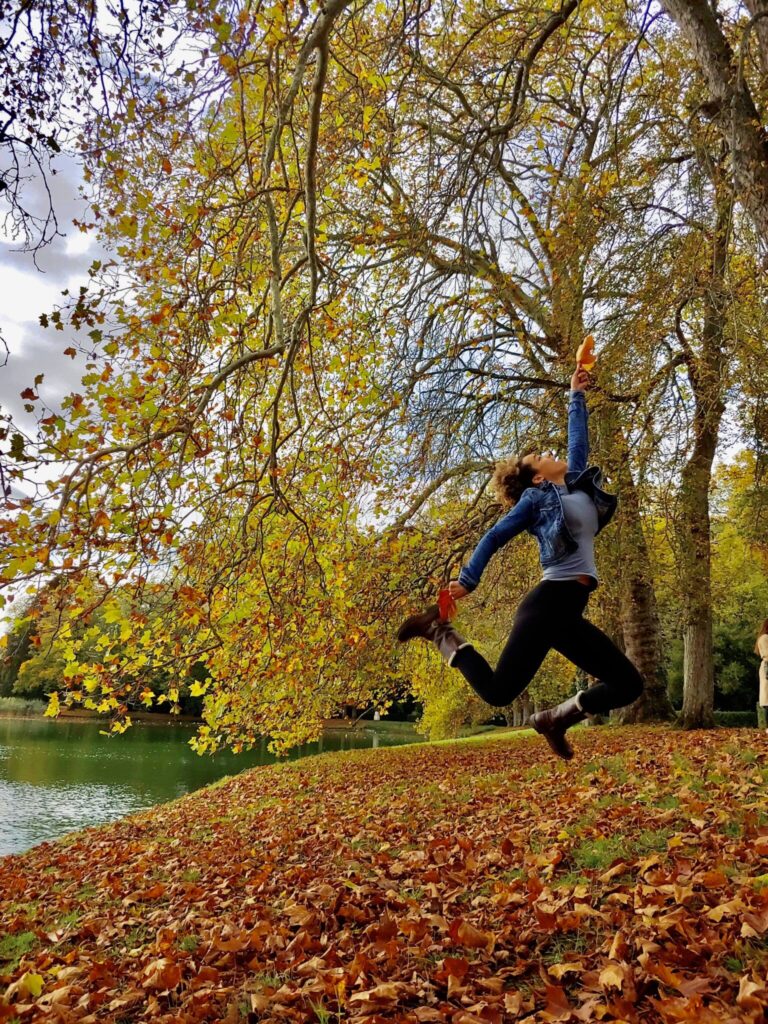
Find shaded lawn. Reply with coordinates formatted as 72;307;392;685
1;726;767;1023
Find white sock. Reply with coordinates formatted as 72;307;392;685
448;642;471;667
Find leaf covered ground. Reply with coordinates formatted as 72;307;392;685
1;726;768;1024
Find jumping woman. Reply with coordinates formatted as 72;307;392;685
397;360;644;760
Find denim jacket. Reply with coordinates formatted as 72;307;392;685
458;391;617;593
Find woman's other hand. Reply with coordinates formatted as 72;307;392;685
571;366;591;391
448;580;468;600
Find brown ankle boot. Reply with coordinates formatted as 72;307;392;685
529;694;587;760
397;605;441;642
397;607;470;666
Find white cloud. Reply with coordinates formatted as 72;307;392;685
0;153;107;427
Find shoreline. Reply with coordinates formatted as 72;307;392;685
0;710;421;730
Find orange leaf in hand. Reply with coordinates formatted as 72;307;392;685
576;334;596;370
438;588;456;621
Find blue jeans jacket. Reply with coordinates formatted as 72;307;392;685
458;391;617;593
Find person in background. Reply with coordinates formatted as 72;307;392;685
756;620;768;732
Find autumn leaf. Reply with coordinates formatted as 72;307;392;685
598;961;626;991
142;958;182;990
449;918;495;951
437;587;456;621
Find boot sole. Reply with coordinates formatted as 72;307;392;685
528;714;574;761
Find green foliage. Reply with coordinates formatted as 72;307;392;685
0;613;34;697
714;710;758;728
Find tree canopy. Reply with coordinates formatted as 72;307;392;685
2;0;768;750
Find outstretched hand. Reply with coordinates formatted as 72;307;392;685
571;366;591;392
448;580;468;600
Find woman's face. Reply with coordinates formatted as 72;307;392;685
522;451;567;484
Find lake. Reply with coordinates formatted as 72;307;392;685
0;716;421;857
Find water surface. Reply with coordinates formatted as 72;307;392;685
0;717;419;856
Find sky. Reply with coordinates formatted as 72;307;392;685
0;153;106;437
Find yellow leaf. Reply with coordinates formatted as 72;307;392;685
20;972;44;997
44;691;61;718
549;962;584;979
599;962;625;991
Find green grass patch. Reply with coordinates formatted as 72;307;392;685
653;793;681;810
670;752;695;776
250;970;286;989
737;750;760;765
178;934;199;953
0;932;38;969
572;836;626;870
57;910;82;929
598;756;630;784
554;871;591;889
687;777;709;798
309;1002;338;1024
592;793;623;809
122;924;153;949
634;828;673;853
541;931;591;964
496;867;526;884
725;938;768;972
572;826;672;871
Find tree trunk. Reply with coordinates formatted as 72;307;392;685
744;0;768;78
678;456;718;728
619;572;674;723
681;593;715;727
676;167;730;729
615;471;674;723
508;694;534;726
591;406;674;723
662;0;768;247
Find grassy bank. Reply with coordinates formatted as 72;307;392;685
1;726;767;1023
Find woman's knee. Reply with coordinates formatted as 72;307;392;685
485;692;512;709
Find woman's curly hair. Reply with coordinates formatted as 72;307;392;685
491;456;539;507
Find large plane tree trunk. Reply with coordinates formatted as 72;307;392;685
616;471;674;723
676;170;730;729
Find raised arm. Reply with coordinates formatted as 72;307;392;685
567;366;591;474
456;490;536;593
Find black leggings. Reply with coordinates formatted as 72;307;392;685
453;579;643;715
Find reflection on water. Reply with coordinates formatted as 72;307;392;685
0;717;419;857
